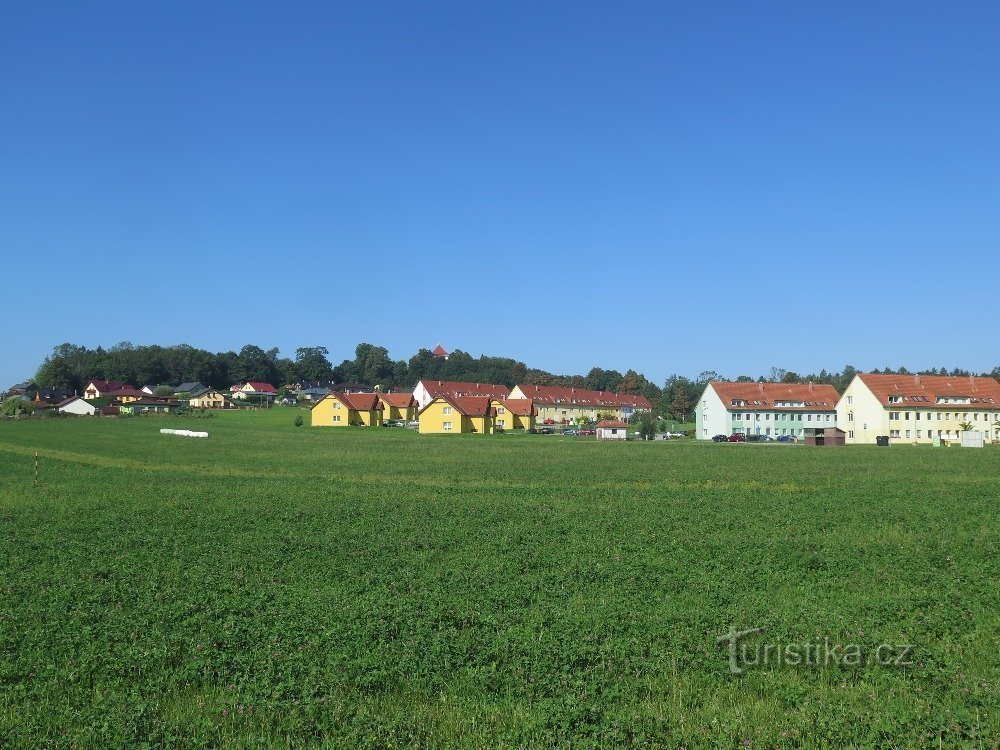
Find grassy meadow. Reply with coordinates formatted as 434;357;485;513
1;410;998;748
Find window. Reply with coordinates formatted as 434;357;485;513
334;402;341;410
906;430;911;438
734;413;742;421
497;407;505;414
890;429;901;438
498;419;505;428
443;406;452;415
443;421;453;431
848;430;854;439
889;412;899;420
889;395;903;403
847;396;853;405
333;415;341;423
848;411;854;422
916;430;922;438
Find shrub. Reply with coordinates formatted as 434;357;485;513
294;416;304;427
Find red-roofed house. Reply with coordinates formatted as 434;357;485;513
696;381;841;440
507;384;651;424
418;394;495;434
83;380;128;400
379;392;417;423
836;373;1000;444
234;382;278;401
311;392;382;427
490;398;536;431
412;380;510;410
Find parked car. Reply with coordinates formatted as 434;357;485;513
728;433;747;442
747;434;773;442
776;435;796;442
538;427;555;434
579;428;596;436
405;420;420;428
563;429;577;436
543;419;556;425
712;434;729;442
382;419;405;427
669;432;687;438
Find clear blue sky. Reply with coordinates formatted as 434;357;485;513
2;1;998;388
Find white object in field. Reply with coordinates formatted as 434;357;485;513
160;428;209;438
961;432;984;448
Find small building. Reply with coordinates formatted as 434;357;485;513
297;387;331;402
233;382;278;402
141;384;173;395
56;396;97;416
380;392;417;422
102;387;151;404
596;421;629;440
432;343;449;360
418;395;495;434
311;392;383;427
83;380;128;400
173;382;205;396
803;427;846;446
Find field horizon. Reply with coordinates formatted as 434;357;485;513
1;410;997;748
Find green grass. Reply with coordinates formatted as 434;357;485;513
1;410;998;748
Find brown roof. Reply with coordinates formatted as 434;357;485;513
379;393;416;408
86;380;127;392
856;373;1000;408
432;344;449;356
420;380;510;399
709;382;840;411
334;392;381;411
512;384;651;409
496;398;535;416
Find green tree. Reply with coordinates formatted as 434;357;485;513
637;411;656;440
294;347;333;383
1;397;33;417
670;390;692;422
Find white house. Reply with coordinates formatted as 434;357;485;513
83;380;127;400
56;396;97;416
696;381;841;440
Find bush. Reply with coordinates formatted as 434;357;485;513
294;416;304;427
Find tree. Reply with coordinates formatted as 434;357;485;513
637;411;656;440
153;385;174;397
232;345;280;385
294;347;333;383
769;367;787;383
959;421;973;432
670;390;693;422
1;397;32;417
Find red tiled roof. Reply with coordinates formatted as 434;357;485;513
497;398;535;416
420;380;510;399
512;384;651;409
379;393;415;408
432;344;449;356
334;392;381;411
856;373;1000;407
709;382;840;411
86;380;127;392
596;421;628;428
420;394;494;417
244;382;277;393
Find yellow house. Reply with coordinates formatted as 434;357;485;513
379;392;417;423
418;395;495;434
189;389;232;409
311;392;383;427
491;399;535;431
836;373;1000;444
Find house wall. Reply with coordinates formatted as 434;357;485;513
419;399;468;433
732;410;836;437
836;377;888;444
696;385;728;439
311;395;350;426
190;391;227;409
492;401;533;430
59;400;96;416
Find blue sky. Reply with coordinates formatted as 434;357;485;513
2;1;998;387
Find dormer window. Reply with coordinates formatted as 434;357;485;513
888;395;903;403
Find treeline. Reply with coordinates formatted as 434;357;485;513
30;344;1000;421
31;342;662;404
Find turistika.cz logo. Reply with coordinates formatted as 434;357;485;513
716;626;914;675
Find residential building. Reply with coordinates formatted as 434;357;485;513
233;382;278;401
188;387;232;409
119;399;182;415
56;396;97;416
32;387;73;404
380;392;417;423
173;382;205;395
102;387;151;404
83;380;127;399
836;373;1000;444
491;399;535;431
412;380;510;410
311;392;383;427
418;395;495;434
507;384;651;424
696;382;841;440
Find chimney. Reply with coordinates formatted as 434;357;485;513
758;382;764;393
808;381;814;391
915;374;920;386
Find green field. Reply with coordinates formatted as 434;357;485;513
1;411;998;748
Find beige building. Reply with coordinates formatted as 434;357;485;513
837;373;1000;444
507;384;651;424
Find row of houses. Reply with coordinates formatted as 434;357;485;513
697;374;1000;444
312;380;652;433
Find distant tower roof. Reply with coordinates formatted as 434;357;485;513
432;343;449;357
